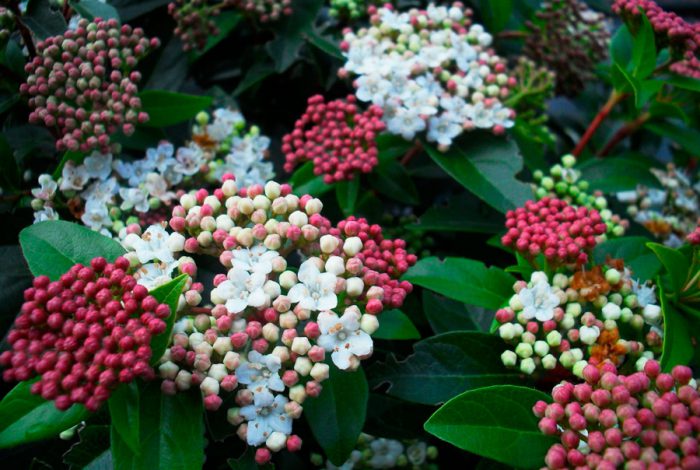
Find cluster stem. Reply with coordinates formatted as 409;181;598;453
571;91;628;157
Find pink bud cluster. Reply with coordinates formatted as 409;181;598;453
282;95;385;184
688;225;700;245
20;18;160;153
231;0;292;22
535;360;700;469
169;0;237;51
0;257;169;411
327;216;416;309
502;198;607;266
612;0;700;79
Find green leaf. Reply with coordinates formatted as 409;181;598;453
304;30;344;59
648;101;689;124
110;0;170;22
665;75;700;93
635;79;663;108
335;178;360;216
305;365;368;465
19;221;126;280
265;0;323;72
190;11;242;59
593;237;661;281
374;309;420;340
578;155;661;193
148;274;189;365
111;382;204;470
23;0;67;40
138;91;213;128
63;425;112;469
368;332;520;405
108;383;141;455
403;257;516;310
233;61;276;97
2;39;27;78
227;447;274;470
645;120;700;155
647;242;690;295
69;0;120;20
376;133;413;162
476;0;514;33
423;134;531;213
610;24;633;67
659;281;695;372
289;161;333;197
0;381;89;448
0;134;20;190
424;385;557;468
630;11;656;80
422;290;481;334
369;160;419;205
611;62;640;100
408;193;503;233
53;150;86;179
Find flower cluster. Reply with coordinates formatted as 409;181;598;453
524;0;609;96
613;0;700;79
0;257;169;411
533;155;627;238
136;178;415;461
380;208;435;259
328;216;416;309
282;95;385;183
169;0;237;51
21;18;159;153
30;108;273;236
312;433;439;469
0;7;14;45
329;0;380;22
496;267;662;377
502;197;607;267
339;3;516;150
616;164;699;247
230;0;292;22
535;360;700;469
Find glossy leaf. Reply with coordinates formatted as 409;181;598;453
111;382;204;470
336;178;360;216
408;193;503;233
23;0;67;40
374;309;420;340
69;0;120;20
422;290;480;334
645;120;700;155
289;161;333;197
369;160;419;205
476;0;514;33
423;134;531;214
265;0;323;72
305;365;368;465
138;91;213;127
630;10;656;80
149;274;189;365
403;257;516;310
0;381;89;448
593;237;661;281
647;242;690;295
659;281;694;372
233;61;276;96
578;156;660;192
424;385;556;468
110;0;170;21
368;332;519;405
191;11;241;59
63;425;112;469
108;383;141;455
19;221;126;280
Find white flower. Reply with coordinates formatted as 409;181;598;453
145;143;175;173
119;187;150;213
174;145;204;176
235;351;285;406
579;325;600;345
126;160;153;187
231;246;279;274
386;107;426;140
287;260;337;311
207;109;244;141
32;174;58;200
129;225;175;264
82;177;118;204
212;269;267;313
240;395;292;446
369;438;404;469
356;74;393;106
81;199;112;230
427;114;462;147
144;173;176;202
83;152;113;180
59;161;89;191
317;309;373;369
518;275;560;322
134;261;177;290
34;206;59;223
406;442;427;466
632;280;657;307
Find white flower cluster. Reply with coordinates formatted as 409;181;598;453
315;433;438;469
616;165;700;247
30;108;274;236
340;3;516;150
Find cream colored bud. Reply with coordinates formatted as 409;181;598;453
223;351;240;371
159;361;179;380
343;236;363;256
213;337;233;355
279;271;298;289
289;210;308;227
216;214;234;231
320;234;340;254
346;277;364;297
203;195;221;212
262;323;280;342
310;362;330;382
200;377;220;396
272;346;290;363
305;198;323;215
175;370;192;390
180;193;196;210
360;314;379;334
294;357;313;376
266;432;288;452
263;280;281;299
264;181;281;199
237;198;254;215
291;336;312;355
289;384;306;403
279;312;298;328
208;363;227;381
221;180;237;197
167;232;185;252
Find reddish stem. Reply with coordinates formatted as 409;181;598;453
571;91;628;157
400;140;423;166
189;307;212;315
597;112;650;157
8;2;36;58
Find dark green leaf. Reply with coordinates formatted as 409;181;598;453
53;151;86;179
659;281;694;372
403;256;515;309
111;383;204;470
369;160;419;205
665;75;700;93
63;425;112;469
0;93;20;114
423;134;531;213
646;120;700;155
630;11;656;80
110;0;170;21
577;155;661;192
4;125;55;161
376;133;413;162
0;134;20;190
144;37;189;92
289;161;333;197
108;383;140;455
611;62;639;99
335;178;360;216
364;394;434;440
476;0;514;33
23;0;67;40
593;237;661;281
408;193;503;233
233;61;276;97
190;11;242;59
265;0;323;72
304;30;343;59
424;385;556;468
610;24;633;67
149;274;189;365
647;242;690;295
3;39;27;78
227;447;273;470
0;245;33;335
648;101;689;124
422;290;480;334
305;365;368;465
138;91;213;128
368;332;520;405
69;0;120;20
0;381;89;448
19;221;126;280
374;309;420;340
